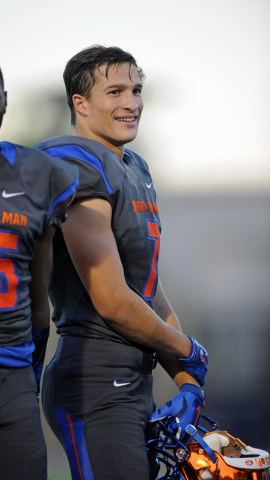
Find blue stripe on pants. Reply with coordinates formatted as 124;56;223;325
56;407;94;480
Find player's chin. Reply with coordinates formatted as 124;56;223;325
119;127;138;144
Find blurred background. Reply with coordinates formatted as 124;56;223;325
1;0;270;478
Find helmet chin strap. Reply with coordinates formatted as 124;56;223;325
184;424;217;464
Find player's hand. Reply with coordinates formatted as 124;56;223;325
178;336;208;386
148;383;205;440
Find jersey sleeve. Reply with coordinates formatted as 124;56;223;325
43;152;79;229
66;156;114;205
35;140;116;206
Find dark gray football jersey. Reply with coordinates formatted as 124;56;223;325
35;136;161;345
0;142;79;346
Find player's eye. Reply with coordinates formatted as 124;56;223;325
133;88;142;95
109;90;120;95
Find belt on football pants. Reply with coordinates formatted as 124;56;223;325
141;351;157;372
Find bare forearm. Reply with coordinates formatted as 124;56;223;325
157;351;200;387
30;297;50;330
153;279;200;387
29;225;55;330
100;288;191;357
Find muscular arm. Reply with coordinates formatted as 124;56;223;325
153;280;200;388
29;225;56;329
61;198;191;358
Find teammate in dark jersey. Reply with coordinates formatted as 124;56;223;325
35;46;208;480
0;67;79;480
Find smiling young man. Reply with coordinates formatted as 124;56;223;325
35;45;208;480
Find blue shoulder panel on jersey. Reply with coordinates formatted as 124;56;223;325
50;173;80;214
0;142;16;165
0;341;35;367
44;145;113;194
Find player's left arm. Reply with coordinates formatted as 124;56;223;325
29;225;55;329
28;225;56;390
153;278;199;388
150;278;206;437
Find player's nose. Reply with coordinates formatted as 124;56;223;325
122;92;141;111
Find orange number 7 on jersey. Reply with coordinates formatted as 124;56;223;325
143;220;160;300
0;231;21;310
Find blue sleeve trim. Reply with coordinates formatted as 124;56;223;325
0;142;16;165
44;145;113;195
49;173;79;214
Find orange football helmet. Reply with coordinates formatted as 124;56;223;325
146;415;270;480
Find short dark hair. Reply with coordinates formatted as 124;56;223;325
63;45;145;126
0;68;4;90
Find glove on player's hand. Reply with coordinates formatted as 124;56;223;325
148;383;205;440
178;336;208;386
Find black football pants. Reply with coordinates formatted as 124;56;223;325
0;365;47;480
42;336;156;480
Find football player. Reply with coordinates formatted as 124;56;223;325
35;46;208;480
0;67;79;480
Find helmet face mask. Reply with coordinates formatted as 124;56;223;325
147;418;187;479
146;415;270;480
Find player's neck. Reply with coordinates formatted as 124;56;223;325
73;125;125;159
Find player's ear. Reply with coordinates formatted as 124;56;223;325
72;94;88;117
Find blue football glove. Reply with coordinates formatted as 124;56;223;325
148;383;205;440
178;336;208;386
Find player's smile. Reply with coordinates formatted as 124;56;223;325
73;62;143;157
114;114;139;130
115;116;137;123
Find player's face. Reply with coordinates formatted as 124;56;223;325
0;84;7;128
77;63;143;156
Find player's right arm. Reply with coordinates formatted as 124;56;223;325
62;197;192;358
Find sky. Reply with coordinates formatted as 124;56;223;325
1;0;270;193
